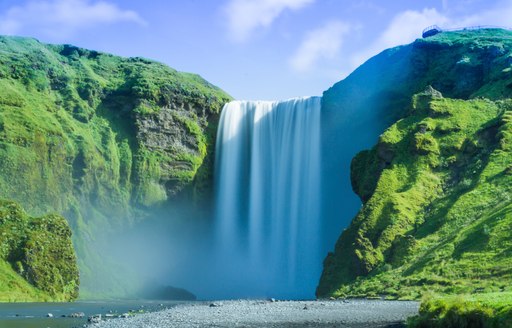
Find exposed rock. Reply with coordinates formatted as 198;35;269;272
88;314;102;323
420;85;443;98
140;284;197;301
68;312;85;318
135;105;206;197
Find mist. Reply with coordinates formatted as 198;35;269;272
80;44;421;301
89;200;216;300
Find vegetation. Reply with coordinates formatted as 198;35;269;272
319;29;512;306
319;89;512;300
0;200;78;301
0;35;231;297
409;292;512;327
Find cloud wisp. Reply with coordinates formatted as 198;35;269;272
351;1;512;70
224;0;314;42
0;0;145;40
350;8;448;69
289;21;352;73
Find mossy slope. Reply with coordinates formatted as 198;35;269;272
0;35;231;296
321;29;512;268
0;200;78;302
319;89;512;299
409;292;512;327
319;29;512;300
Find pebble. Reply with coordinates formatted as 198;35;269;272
69;312;85;318
90;299;419;328
88;314;102;324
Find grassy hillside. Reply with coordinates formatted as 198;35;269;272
0;200;78;302
320;28;512;263
409;292;512;327
319;88;512;299
319;29;512;303
0;35;231;297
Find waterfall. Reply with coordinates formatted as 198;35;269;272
214;97;321;299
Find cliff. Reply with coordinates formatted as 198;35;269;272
319;28;512;299
0;35;231;297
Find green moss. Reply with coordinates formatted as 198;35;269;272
318;92;512;300
319;29;512;302
0;35;231;297
409;292;512;327
0;200;78;301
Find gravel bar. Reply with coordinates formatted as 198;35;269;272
90;299;419;328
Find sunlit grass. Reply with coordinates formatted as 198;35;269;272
320;92;512;300
0;35;231;298
408;292;512;327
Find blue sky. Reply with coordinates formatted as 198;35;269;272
0;0;510;100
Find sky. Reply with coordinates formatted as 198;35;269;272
0;0;510;100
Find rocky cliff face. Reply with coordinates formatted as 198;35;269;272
0;35;231;297
319;28;512;299
134;100;217;200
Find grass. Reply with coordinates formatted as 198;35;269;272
0;200;78;301
408;292;512;327
318;29;512;303
0;35;231;298
318;91;512;299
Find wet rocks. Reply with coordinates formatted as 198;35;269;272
88;314;102;323
69;312;85;318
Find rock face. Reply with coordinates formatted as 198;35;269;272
0;200;79;301
0;35;231;297
135;102;213;198
318;29;512;299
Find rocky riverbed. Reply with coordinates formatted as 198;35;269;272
90;299;419;328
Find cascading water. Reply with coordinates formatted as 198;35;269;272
214;97;321;299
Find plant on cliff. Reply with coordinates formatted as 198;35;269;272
0;200;78;301
318;88;512;300
408;292;512;327
0;35;231;297
319;29;512;303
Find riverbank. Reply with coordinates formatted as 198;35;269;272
409;292;512;327
91;299;419;328
0;300;182;328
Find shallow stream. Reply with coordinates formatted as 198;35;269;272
0;300;183;328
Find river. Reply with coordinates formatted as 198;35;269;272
0;300;184;328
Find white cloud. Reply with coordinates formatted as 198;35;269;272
224;0;314;42
289;21;352;73
350;8;449;68
0;0;145;40
351;1;512;70
453;1;512;27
